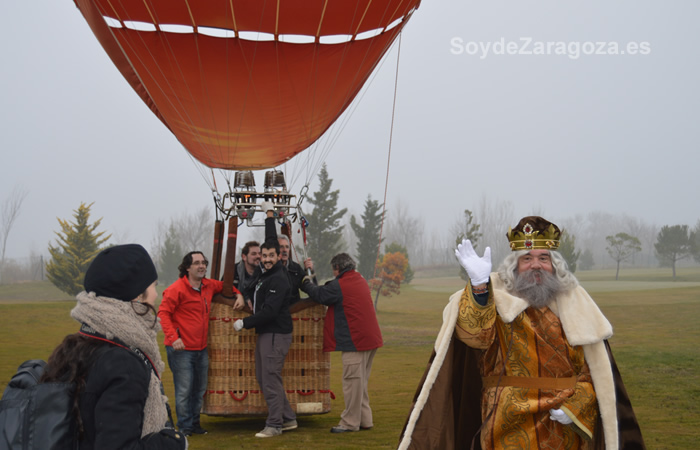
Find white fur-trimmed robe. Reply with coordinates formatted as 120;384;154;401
399;278;622;450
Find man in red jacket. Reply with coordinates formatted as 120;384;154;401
159;251;242;436
301;253;383;433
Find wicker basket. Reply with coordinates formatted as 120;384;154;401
203;300;332;416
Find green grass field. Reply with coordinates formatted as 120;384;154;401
1;267;699;449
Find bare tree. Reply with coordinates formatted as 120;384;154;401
474;196;515;268
620;215;647;266
177;206;213;252
580;211;620;269
638;222;660;267
558;214;586;244
606;232;642;280
385;199;426;266
110;227;133;246
1;186;29;283
151;206;215;272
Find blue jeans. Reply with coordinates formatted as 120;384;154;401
166;347;209;431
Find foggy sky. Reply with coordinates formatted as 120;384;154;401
2;1;699;260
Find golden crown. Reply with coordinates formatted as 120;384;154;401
506;216;561;251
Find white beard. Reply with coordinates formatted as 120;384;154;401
513;269;564;308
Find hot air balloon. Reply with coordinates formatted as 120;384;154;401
71;0;421;418
71;0;420;169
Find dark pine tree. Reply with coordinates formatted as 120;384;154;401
304;164;348;280
350;196;384;280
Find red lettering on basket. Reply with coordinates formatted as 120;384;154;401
296;390;315;396
222;317;231;322
229;391;248;401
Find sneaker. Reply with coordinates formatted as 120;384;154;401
180;429;193;437
255;426;282;438
330;426;357;433
282;420;298;431
191;425;208;435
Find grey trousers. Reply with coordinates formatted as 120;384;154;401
255;332;296;428
338;349;377;430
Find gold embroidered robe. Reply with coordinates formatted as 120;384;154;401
456;287;598;449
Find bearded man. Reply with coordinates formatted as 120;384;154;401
399;216;645;450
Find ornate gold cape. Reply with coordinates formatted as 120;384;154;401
398;281;645;450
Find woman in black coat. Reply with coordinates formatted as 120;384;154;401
41;244;187;450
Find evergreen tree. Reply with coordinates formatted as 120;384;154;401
350;196;384;280
454;209;482;280
692;220;700;264
46;202;111;296
578;248;595;270
157;222;183;285
305;164;348;280
605;232;642;280
558;230;581;273
384;241;414;284
654;224;693;279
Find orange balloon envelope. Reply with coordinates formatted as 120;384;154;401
72;0;421;170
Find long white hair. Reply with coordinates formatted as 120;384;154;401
497;250;579;292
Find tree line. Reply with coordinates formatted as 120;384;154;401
2;167;700;291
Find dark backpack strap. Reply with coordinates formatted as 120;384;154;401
79;323;160;380
8;360;47;389
78;323;176;428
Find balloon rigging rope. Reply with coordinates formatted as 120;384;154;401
294;4;409;194
292;0;366;192
373;32;402;279
99;0;219;192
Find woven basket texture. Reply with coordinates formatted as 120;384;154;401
203;301;331;416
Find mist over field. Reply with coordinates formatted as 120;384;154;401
1;1;698;280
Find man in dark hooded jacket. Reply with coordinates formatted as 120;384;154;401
232;208;295;439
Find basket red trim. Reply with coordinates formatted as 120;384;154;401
230;391;248;401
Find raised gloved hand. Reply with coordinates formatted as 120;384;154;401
454;239;491;285
549;408;573;425
233;319;244;332
260;201;275;213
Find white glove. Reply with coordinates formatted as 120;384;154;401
454;239;492;285
260;201;275;213
233;319;244;331
549;408;573;425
